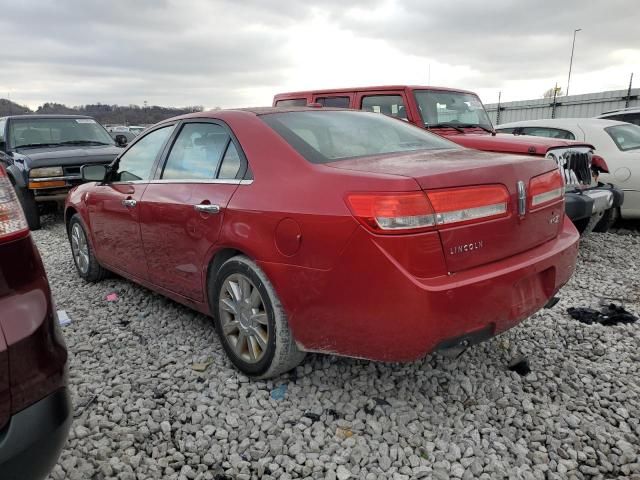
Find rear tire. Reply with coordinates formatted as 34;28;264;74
211;255;305;378
593;207;618;233
68;214;108;282
573;217;590;235
15;186;41;230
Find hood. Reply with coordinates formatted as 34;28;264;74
12;145;121;169
438;131;594;156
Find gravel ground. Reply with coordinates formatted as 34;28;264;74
36;214;639;480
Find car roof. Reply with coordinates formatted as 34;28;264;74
166;106;365;123
0;114;95;120
274;85;478;97
599;106;640;116
496;118;629;129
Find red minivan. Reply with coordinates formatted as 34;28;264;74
0;165;71;480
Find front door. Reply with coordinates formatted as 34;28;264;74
140;121;246;301
87;124;175;279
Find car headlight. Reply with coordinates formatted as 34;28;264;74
30;166;64;178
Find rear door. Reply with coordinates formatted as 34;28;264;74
139;120;247;301
87;124;175;279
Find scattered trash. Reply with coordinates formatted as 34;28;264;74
335;426;354;439
270;383;288;400
508;356;531;376
105;292;119;302
567;303;638;326
374;397;391;407
73;394;98;418
191;359;213;372
57;310;72;326
303;412;321;422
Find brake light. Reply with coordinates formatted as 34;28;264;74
529;169;564;209
0;167;29;242
346;185;510;234
426;186;509;227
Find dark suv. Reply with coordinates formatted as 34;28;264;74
0;115;124;230
0;165;71;479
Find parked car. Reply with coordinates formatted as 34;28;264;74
128;126;146;136
65;107;579;378
273;86;620;234
598;106;640;126
496;118;639;227
109;129;136;145
0;165;71;479
0;114;125;230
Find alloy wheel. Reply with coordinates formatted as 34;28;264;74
70;223;90;274
219;273;270;363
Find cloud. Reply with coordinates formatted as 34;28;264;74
0;0;637;109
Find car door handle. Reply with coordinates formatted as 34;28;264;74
194;204;221;214
121;199;137;208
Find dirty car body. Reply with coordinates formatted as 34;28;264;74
65;108;579;376
273;86;620;234
0;165;71;479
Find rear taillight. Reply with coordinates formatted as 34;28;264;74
0;167;29;242
529;169;564;209
346;185;510;234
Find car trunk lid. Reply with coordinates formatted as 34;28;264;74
329;148;564;272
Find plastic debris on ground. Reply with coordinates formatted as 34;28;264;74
508;356;531;376
57;310;72;326
105;292;119;302
336;426;354;439
191;359;213;372
567;303;638;326
270;383;288;400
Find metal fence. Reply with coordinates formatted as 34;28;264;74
485;88;639;125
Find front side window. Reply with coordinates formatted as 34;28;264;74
316;97;350;108
605;124;640;152
113;125;174;182
275;99;307;107
162;123;230;180
361;95;407;119
521;127;575;140
261;110;458;164
8;117;114;148
414;90;493;131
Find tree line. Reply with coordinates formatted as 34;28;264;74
0;98;204;125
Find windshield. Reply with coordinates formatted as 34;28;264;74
9;117;114;148
605;123;640;152
414;90;494;131
261;110;459;164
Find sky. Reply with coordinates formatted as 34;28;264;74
0;0;638;110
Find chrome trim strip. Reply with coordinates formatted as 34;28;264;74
517;180;526;216
29;175;81;182
111;179;253;186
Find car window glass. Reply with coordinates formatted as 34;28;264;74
496;128;515;134
606;113;640;127
316;97;350;108
605;124;640;152
114;125;174;182
275;99;307;107
0;119;5;142
218;142;242;179
162;123;229;180
520;127;575;140
361;95;407;120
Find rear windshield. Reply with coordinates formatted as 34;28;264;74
605;123;640;151
9;117;114;148
261;110;458;164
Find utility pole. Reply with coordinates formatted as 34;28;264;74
496;91;502;125
566;28;581;97
552;82;561;118
625;73;634;108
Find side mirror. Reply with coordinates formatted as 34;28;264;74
82;164;108;182
114;134;128;147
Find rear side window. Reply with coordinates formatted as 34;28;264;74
316;97;350;108
361;95;407;120
261;110;457;164
218;142;242;179
605;124;640;151
521;127;575;140
275;99;307;107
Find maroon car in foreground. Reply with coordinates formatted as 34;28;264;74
0;166;71;479
66;108;579;378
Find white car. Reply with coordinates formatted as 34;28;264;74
496;118;640;225
598;107;640;127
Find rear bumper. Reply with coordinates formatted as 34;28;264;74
265;217;580;362
0;388;72;480
565;184;621;222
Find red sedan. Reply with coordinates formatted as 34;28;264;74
65;107;579;378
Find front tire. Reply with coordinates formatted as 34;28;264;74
15;186;41;230
68;214;108;282
593;207;619;233
212;255;305;378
